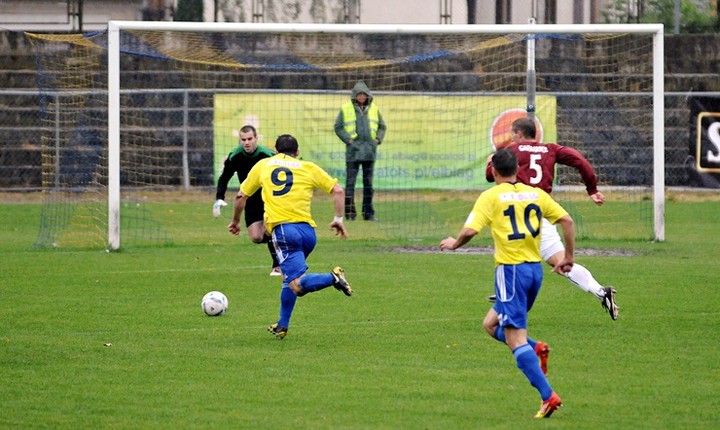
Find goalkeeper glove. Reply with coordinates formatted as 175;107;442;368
213;199;228;218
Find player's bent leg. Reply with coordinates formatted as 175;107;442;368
298;272;336;294
562;259;604;296
289;268;352;297
539;219;564;262
246;221;267;243
514;343;553;398
601;286;619;320
287;278;306;296
331;267;353;296
506;328;554;412
533;341;550;375
269;284;297;339
547;249;620;320
482;308;500;338
547;250;600;294
268;323;288;339
264;236;281;276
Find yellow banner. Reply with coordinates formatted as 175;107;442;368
214;93;556;189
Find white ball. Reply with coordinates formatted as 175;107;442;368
201;291;228;316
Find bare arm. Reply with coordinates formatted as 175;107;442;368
551;214;575;274
227;191;248;236
329;183;348;238
439;227;478;251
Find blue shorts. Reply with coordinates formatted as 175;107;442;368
271;223;317;283
492;262;543;330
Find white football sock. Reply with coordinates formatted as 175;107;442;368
564;263;605;299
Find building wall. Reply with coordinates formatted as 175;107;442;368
0;0;609;32
358;0;608;24
206;0;601;25
0;0;165;31
0;0;145;31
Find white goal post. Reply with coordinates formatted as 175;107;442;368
106;21;665;250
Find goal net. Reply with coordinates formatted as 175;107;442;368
27;23;664;250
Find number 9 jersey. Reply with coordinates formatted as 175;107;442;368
464;182;568;266
240;153;339;233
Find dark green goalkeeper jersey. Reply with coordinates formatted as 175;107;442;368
215;144;275;201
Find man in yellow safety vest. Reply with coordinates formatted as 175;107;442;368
333;81;387;222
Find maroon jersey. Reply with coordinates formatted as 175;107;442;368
486;141;599;195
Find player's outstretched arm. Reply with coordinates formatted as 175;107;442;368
228;192;248;236
557;145;601;196
439;228;477;251
329;184;348;239
552;215;575;274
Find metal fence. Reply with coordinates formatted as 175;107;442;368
0;89;709;191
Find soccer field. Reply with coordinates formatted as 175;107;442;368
1;192;718;429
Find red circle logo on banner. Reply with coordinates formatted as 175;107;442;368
490;109;543;150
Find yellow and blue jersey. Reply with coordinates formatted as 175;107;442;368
464;182;568;266
240;153;338;233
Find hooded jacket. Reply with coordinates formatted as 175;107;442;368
334;81;387;162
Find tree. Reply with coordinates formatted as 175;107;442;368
603;0;718;33
641;0;717;33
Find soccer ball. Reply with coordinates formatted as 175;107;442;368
201;291;228;316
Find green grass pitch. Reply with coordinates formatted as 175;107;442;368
0;192;718;429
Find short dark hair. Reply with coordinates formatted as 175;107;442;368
511;117;536;139
492;148;518;177
239;124;257;135
275;134;298;155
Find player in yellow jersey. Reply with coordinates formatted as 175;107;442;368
228;134;352;340
440;148;575;419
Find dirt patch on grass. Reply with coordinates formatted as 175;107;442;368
2;187;716;206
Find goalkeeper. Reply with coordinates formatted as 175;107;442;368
214;124;280;276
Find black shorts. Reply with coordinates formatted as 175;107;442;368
244;192;265;228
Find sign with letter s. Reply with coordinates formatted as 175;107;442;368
687;96;720;187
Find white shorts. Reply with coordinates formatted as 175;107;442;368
540;218;565;261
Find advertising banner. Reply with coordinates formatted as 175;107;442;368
687;96;720;188
214;93;556;190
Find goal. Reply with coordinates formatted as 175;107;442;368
27;22;664;250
